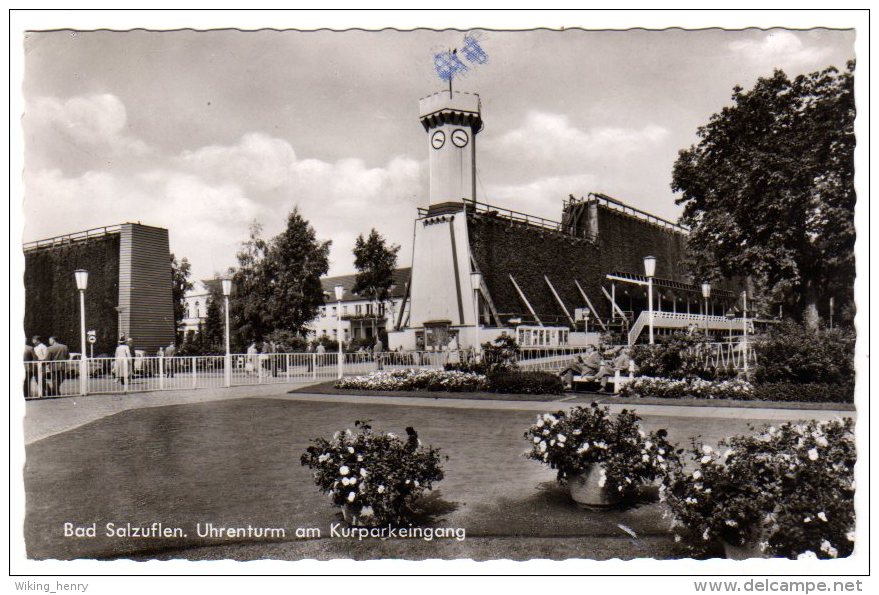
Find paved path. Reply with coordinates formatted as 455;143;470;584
23;384;854;445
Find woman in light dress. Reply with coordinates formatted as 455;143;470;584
114;337;132;386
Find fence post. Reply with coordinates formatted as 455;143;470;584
158;356;164;390
37;363;44;398
312;353;317;380
191;357;197;389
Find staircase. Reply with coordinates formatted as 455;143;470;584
628;311;739;345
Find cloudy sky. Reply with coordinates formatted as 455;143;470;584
22;28;855;282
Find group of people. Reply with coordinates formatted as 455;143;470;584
558;344;634;393
23;335;70;397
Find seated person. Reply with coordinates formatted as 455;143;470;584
595;348;635;392
559;345;602;389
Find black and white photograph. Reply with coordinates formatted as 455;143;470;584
8;9;870;585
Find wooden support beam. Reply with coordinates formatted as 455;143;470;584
601;285;627;321
509;274;542;326
544;275;575;327
574;280;608;331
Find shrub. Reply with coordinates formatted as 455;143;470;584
265;329;309;352
630;332;725;380
480;334;520;373
487;369;565;395
444;361;491;375
750;383;854;404
753;321;855;385
301;420;445;525
335;368;487;392
524;404;676;498
661;419;855;559
619;377;755;400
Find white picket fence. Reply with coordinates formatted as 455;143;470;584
21;343;754;400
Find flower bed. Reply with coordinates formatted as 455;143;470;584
300;420;445;525
524;403;676;499
661;419;855;559
335;368;488;392
619;377;755;400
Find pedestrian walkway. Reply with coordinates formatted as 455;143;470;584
22;382;854;445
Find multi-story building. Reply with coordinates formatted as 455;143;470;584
310;268;411;344
180;281;216;336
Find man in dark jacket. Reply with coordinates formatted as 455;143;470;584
46;336;70;395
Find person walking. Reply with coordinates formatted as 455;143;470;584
114;337;132;388
24;341;37;398
246;341;258;375
31;336;48;397
45;336;70;396
164;341;176;377
373;337;384;370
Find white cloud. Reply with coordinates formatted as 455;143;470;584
23;102;426;280
485;174;600;220
26;94;150;157
487;111;669;168
728;31;831;66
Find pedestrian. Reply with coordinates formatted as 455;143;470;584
114;337;132;387
32;335;48;361
246;341;258;375
46;336;70;396
262;340;277;376
164;341;176;377
24;341;37;398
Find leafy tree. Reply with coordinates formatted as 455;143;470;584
672;62;855;325
170;254;194;338
202;279;225;351
230;211;331;342
352;229;400;337
263;208;331;334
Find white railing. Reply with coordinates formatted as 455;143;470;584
628;310;745;345
21;346;601;399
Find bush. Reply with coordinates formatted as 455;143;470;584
524;404;676;498
265;329;309;352
630;332;725;380
480;334;520;373
444;361;491;375
301;420;445;525
486;369;565;395
753;321;855;385
336;368;487;392
619;377;755;400
750;382;854;404
661;419;855;559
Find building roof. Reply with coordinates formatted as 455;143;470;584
320;267;411;304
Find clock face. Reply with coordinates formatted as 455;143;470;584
451;128;469;148
431;130;446;150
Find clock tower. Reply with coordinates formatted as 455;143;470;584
418;91;482;207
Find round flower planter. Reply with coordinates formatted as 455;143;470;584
721;539;766;560
568;465;621;509
341;504;378;527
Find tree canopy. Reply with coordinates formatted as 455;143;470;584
352;228;401;305
170;253;194;338
672;62;855;324
230;210;331;343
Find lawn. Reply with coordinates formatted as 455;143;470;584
24;397;820;561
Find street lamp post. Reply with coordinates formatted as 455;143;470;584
74;269;89;396
741;290;749;373
643;256;656;344
335;285;344;379
701;282;712;338
222;278;232;387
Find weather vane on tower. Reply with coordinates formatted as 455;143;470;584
433;33;488;98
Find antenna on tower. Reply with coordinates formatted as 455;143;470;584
433;33;488;98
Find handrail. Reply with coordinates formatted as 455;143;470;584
23;225;123;251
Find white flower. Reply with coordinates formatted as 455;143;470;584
808;448;819;461
645;441;653;449
539;441;547;453
693;470;702;480
725;519;738;527
846;531;855;542
642;454;650;462
701;455;712;464
347;491;356;503
702;445;713;454
557;434;567;443
533;437;541;444
357;455;363;462
816;436;829;447
360;468;368;478
797;551;817;560
597;468;607;488
339;465;350;476
804;517;812;523
820;540;838;558
377;485;386;494
550;439;556;447
818;512;828;522
702;528;710;541
347;446;355;454
318;453;330;463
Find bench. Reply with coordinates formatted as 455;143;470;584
570;361;637;394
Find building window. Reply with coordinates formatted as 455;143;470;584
320;306;327;318
378;303;386;316
355;304;363;316
332;305;337;317
332;329;338;338
342;305;348;316
195;301;200;319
